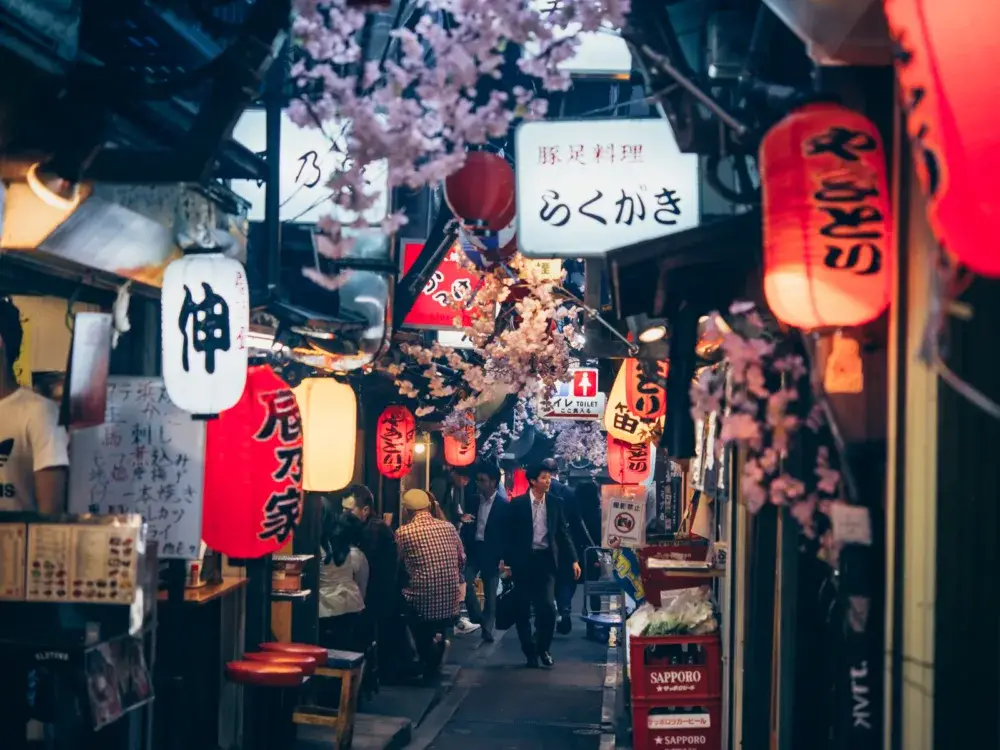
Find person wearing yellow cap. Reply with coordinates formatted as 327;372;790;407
395;488;467;680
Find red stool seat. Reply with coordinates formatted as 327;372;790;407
245;651;319;676
259;642;328;664
225;660;304;688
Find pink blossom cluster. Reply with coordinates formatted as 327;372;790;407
549;420;607;470
289;0;630;285
691;303;843;553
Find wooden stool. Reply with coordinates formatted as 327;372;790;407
291;649;365;750
225;661;304;750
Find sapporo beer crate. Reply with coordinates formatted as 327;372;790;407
631;698;722;750
638;540;711;607
629;633;721;703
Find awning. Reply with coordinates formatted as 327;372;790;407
605;210;762;321
761;0;893;66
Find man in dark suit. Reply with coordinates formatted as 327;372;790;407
459;462;509;643
503;463;581;668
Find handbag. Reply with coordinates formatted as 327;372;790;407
495;579;517;631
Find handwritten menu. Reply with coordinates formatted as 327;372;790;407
68;377;206;560
0;523;27;600
26;523;140;604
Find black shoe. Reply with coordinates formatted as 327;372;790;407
556;615;573;635
525;654;540;668
482;630;495;643
540;651;554;667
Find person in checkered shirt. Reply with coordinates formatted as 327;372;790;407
396;488;467;679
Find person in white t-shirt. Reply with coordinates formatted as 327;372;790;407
0;298;69;514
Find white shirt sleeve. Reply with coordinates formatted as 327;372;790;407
352;548;370;600
27;397;68;471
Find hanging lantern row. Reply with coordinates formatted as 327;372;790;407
883;0;1000;277
445;149;518;264
759;102;892;330
607;435;652;484
202;365;303;559
161;252;251;417
625;359;668;420
606;361;664;445
376;405;416;479
444;422;477;467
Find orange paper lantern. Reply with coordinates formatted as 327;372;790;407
376;406;416;479
759;103;892;329
607;435;651;484
444;424;477;467
883;0;1000;277
511;468;529;497
625;359;668;420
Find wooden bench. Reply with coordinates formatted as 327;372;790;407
292;649;366;749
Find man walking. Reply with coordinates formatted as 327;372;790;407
396;489;466;680
459;463;509;643
503;463;580;668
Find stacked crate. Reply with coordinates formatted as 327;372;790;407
628;633;722;750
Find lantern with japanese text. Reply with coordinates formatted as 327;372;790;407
511;467;529;497
883;0;1000;277
293;378;357;492
759;103;892;329
607;435;652;484
605;362;664;444
376;405;416;479
625;359;668;420
445;150;518;262
161;253;250;416
202;365;303;558
444;424;477;467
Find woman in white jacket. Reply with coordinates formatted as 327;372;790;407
318;508;369;652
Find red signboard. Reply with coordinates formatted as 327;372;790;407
572;368;598;398
401;242;479;330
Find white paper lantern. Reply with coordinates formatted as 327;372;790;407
604;362;664;444
293;378;357;492
161;253;250;415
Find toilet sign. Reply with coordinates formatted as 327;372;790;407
542;367;605;420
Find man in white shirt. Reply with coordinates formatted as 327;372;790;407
0;298;69;514
458;463;509;643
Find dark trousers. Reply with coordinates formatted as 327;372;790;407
318;611;367;653
513;550;558;656
405;607;453;677
464;542;500;635
556;580;576;615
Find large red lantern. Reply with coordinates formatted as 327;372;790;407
625;359;668;420
511;468;529;497
376;405;416;479
443;424;476;467
203;365;303;558
759;103;892;330
883;0;1000;277
607;435;651;484
445;150;517;262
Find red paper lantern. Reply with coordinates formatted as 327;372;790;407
883;0;1000;277
445;151;516;240
511;468;529;497
443;424;476;467
203;365;303;559
607;435;651;484
759;103;892;329
376;405;416;479
625;359;668;420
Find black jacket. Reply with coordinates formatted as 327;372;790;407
503;492;579;575
459;492;510;569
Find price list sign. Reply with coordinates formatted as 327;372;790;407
69;377;206;560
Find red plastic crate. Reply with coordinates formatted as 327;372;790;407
628;634;721;702
632;699;721;750
638;542;711;607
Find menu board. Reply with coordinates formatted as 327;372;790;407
68;377;205;559
26;523;139;604
0;523;27;600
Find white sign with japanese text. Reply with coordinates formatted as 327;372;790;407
542;367;605;420
230;109;388;225
515;118;700;258
525;0;633;77
601;484;646;549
